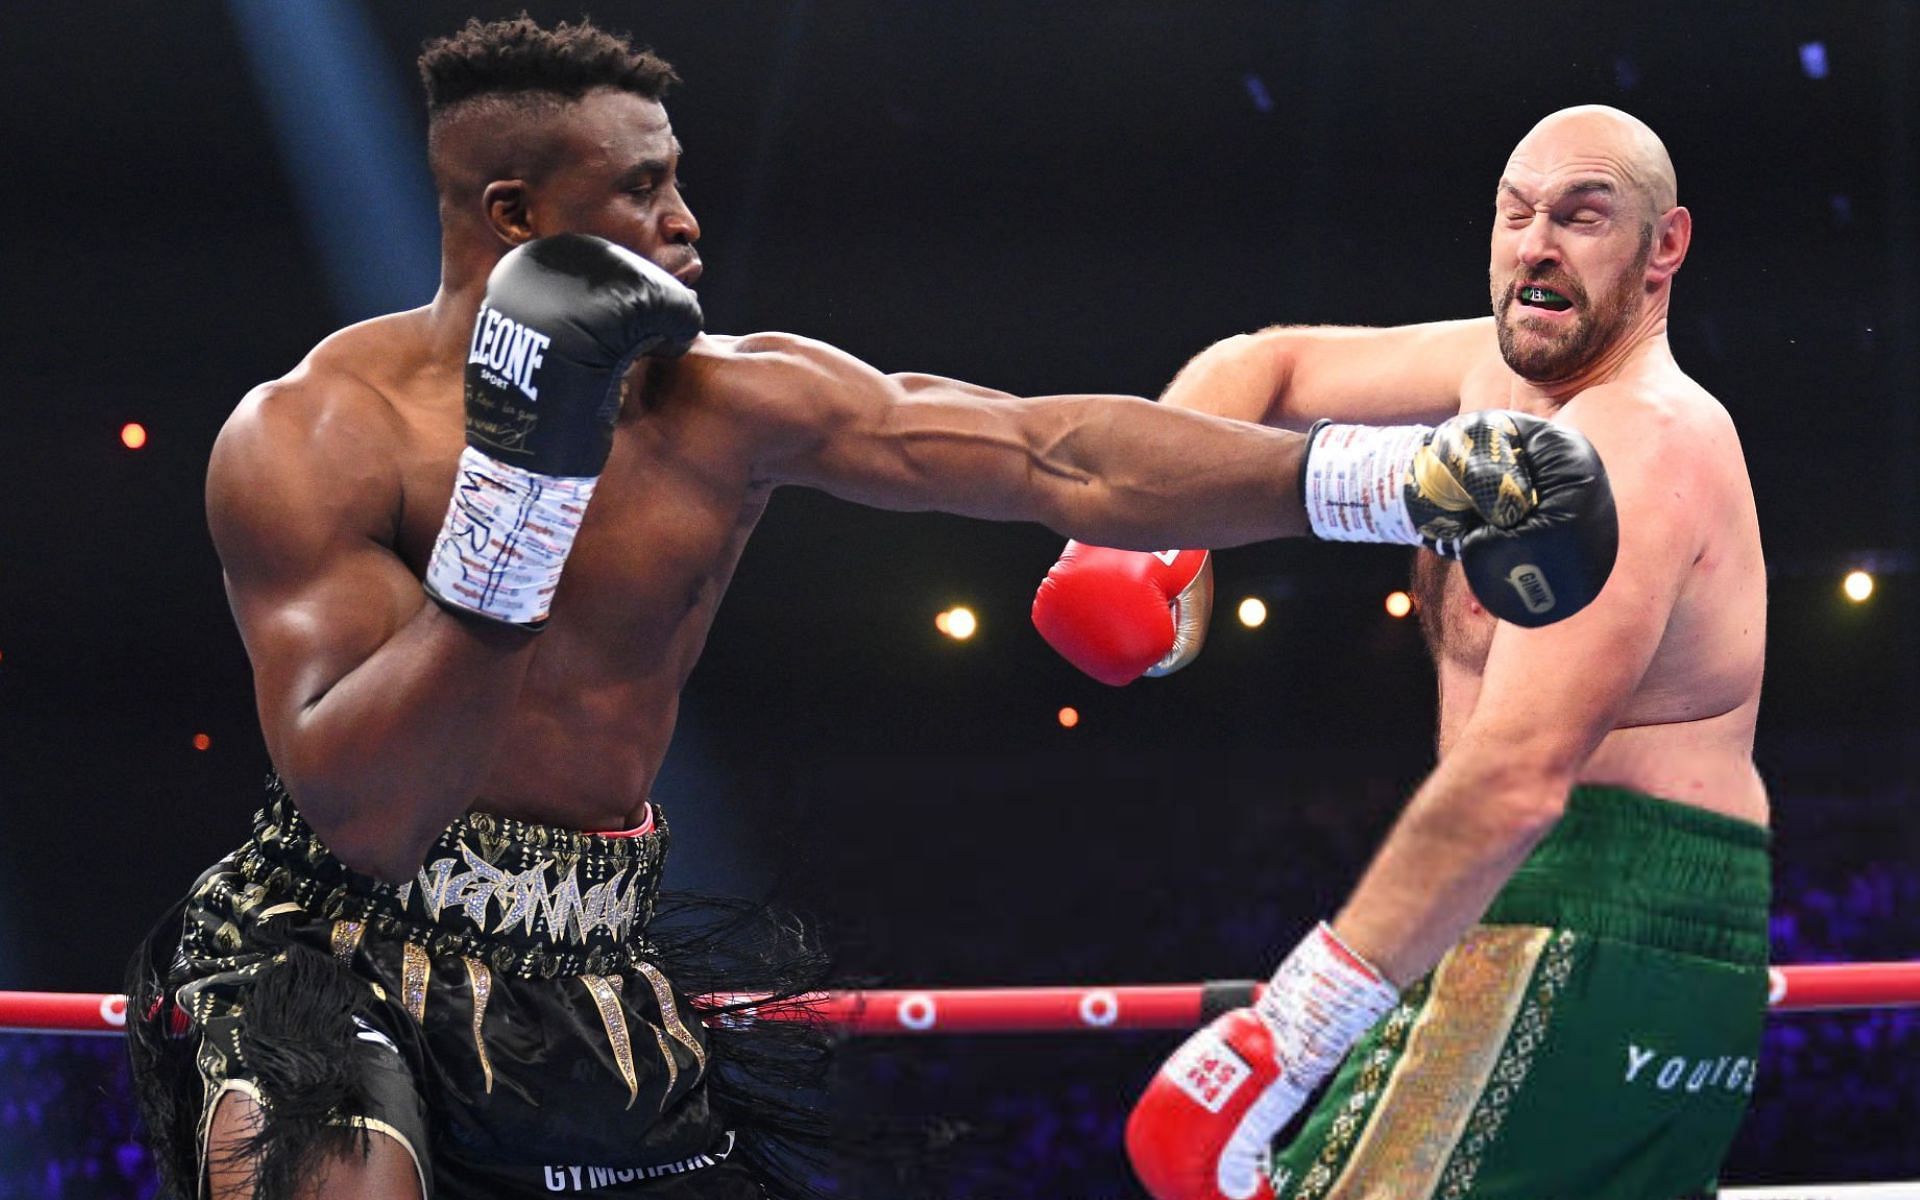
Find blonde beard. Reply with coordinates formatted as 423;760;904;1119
1494;257;1646;382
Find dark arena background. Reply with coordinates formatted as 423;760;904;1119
3;1;1917;1197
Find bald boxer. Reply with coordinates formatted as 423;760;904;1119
125;19;1620;1200
1050;107;1770;1199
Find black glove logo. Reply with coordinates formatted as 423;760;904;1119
468;304;553;403
1505;563;1556;616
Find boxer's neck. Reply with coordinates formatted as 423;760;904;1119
423;246;498;364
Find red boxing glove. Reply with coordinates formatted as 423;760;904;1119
1126;923;1399;1200
1031;544;1213;686
1126;1008;1290;1200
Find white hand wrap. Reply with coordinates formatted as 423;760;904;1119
1255;922;1400;1082
424;446;598;628
1301;423;1429;546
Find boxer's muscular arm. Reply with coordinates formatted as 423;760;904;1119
708;333;1313;548
209;378;533;881
1329;393;1701;986
1157;318;1490;428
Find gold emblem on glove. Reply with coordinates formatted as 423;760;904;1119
1407;415;1539;542
1492;472;1534;528
1410;446;1476;513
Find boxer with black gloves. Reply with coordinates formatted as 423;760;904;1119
124;18;1630;1200
1093;106;1771;1200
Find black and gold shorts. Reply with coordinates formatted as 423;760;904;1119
135;783;770;1198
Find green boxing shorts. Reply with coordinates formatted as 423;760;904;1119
1272;785;1771;1200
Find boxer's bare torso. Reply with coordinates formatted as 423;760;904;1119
1414;325;1768;824
1159;313;1767;827
219;316;787;834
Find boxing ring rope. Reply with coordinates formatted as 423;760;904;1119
4;959;1917;1037
6;964;1917;1197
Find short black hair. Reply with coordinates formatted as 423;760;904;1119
418;14;678;114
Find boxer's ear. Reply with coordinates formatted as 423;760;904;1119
1646;206;1690;284
482;180;535;247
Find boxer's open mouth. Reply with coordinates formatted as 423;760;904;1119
1517;284;1573;311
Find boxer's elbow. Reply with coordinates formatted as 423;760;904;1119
1165;331;1295;425
273;752;435;884
1445;736;1577;842
1490;780;1571;846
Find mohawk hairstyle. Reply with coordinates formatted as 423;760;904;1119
418;13;678;113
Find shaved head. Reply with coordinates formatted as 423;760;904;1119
1506;105;1678;216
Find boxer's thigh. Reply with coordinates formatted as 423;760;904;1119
1461;932;1765;1199
1275;925;1764;1200
203;1032;430;1199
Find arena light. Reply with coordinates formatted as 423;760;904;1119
120;423;148;451
938;606;978;641
1842;570;1874;603
1385;590;1413;619
1798;41;1829;80
1057;706;1080;729
1237;597;1267;628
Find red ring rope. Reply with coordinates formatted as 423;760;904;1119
4;961;1916;1036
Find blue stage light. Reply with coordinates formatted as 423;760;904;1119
1799;41;1829;80
226;0;440;322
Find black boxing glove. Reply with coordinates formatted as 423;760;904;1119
1301;412;1617;626
424;234;704;628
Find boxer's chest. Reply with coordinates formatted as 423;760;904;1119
385;394;764;641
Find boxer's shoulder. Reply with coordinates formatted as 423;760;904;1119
214;372;404;507
1556;370;1749;576
656;329;877;439
1562;365;1737;472
210;322;420;560
671;329;842;384
226;312;432;453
